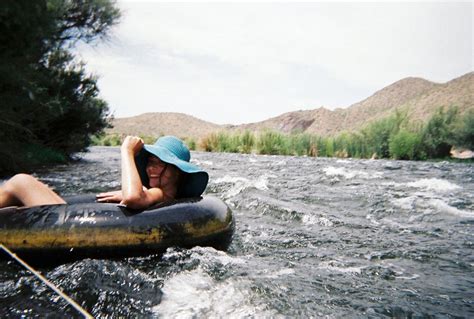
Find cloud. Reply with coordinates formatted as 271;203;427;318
76;2;472;124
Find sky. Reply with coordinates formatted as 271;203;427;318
76;1;473;125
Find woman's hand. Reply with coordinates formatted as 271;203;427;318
96;190;123;203
121;136;144;156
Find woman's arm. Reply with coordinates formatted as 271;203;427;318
119;136;164;209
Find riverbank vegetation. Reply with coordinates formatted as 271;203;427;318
93;106;473;161
0;0;120;175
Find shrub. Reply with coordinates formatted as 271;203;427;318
200;133;220;152
90;134;122;146
421;106;458;158
389;129;421;160
257;130;289;155
240;131;255;153
451;109;474;150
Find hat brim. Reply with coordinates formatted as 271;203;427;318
135;146;209;198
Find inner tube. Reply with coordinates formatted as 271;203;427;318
0;195;234;264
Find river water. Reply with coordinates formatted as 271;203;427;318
1;147;473;318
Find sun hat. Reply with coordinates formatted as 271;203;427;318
134;136;209;198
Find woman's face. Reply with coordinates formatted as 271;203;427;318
146;156;181;189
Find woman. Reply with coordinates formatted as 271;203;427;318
0;136;208;210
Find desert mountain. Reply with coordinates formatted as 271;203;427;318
108;112;221;139
109;72;473;138
233;72;473;136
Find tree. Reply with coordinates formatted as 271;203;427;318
452;109;474;150
362;109;407;158
421;106;458;158
0;0;120;173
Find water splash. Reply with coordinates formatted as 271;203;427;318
322;166;383;179
406;178;461;192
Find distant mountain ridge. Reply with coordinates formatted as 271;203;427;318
109;72;473;138
108;112;221;139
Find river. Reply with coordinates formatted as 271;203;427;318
1;146;473;318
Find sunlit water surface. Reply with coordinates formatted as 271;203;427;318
1;147;473;318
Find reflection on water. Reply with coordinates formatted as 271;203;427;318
1;147;473;317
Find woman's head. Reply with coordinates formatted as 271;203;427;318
146;155;181;189
135;136;209;198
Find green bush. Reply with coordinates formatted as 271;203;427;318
389;129;421;160
90;134;122;146
325;138;334;157
217;132;240;153
289;133;317;156
240;130;255;153
140;135;156;145
200;133;220;152
421;106;458;158
257;131;289;155
452;109;474;150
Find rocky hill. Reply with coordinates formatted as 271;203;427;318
109;72;473;138
108;112;221;139
232;72;473;136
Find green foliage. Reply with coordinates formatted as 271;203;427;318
421;107;458;158
452;109;474;150
240;131;255;154
91;134;122;146
0;0;120;174
333;133;352;158
257;131;289;155
361;110;407;158
389;129;421;160
216;132;240;153
0;143;67;173
139;135;156;145
199;133;219;152
22;144;67;166
325;138;334;157
288;133;317;156
195;106;470;161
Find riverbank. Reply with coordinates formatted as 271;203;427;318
90;129;473;162
93;106;474;162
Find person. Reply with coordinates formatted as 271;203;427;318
0;136;209;210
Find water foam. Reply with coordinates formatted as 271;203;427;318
153;268;273;318
336;159;352;164
214;174;275;198
429;199;474;218
262;268;295;279
317;260;364;274
406;178;461;192
192;159;213;166
323;166;382;179
302;215;334;226
189;246;247;266
391;196;417;210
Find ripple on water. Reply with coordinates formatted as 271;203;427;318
48;259;163;317
2;149;473;318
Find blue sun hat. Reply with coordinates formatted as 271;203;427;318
135;136;209;198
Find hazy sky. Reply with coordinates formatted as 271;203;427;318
76;1;473;125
